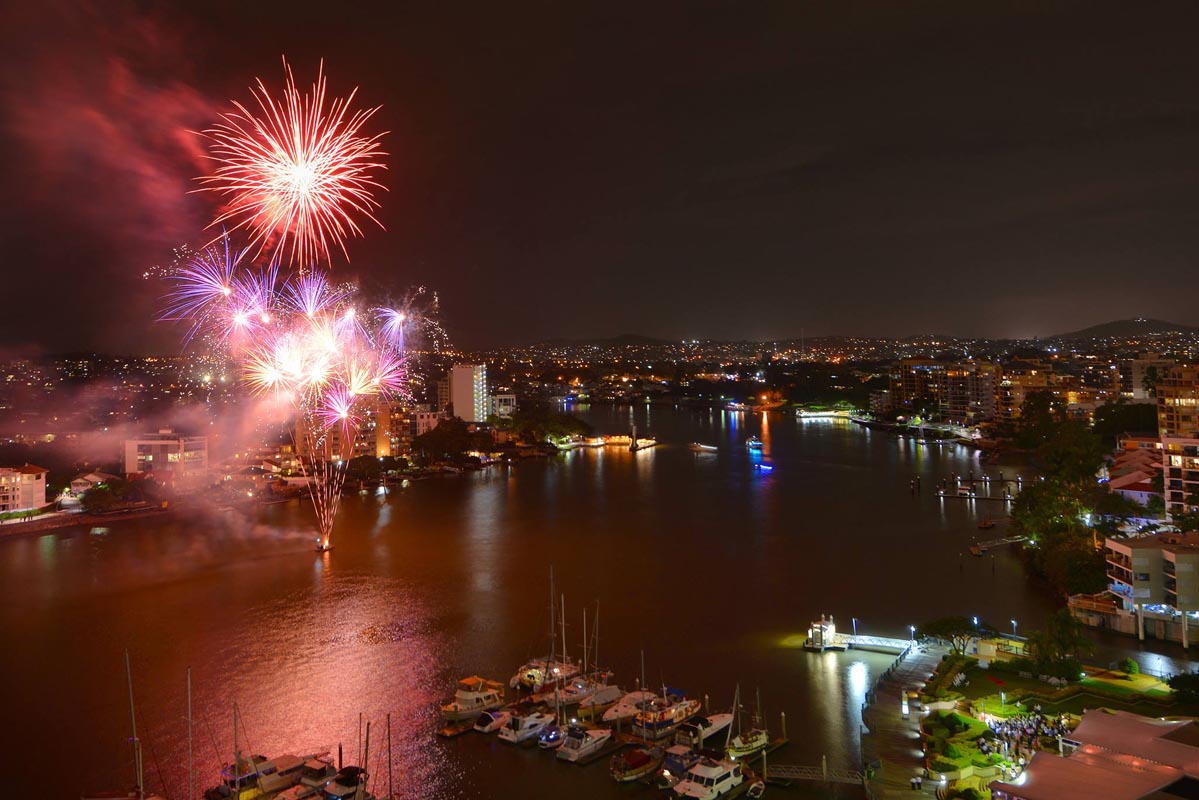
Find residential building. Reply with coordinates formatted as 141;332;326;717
995;362;1053;424
412;405;445;436
450;364;489;423
1158;366;1199;438
868;389;892;417
1162;437;1199;518
944;362;999;424
69;471;121;496
490;392;517;419
375;400;414;458
1077;533;1199;647
1120;354;1176;401
124;429;208;482
887;359;946;416
0;464;48;513
295;398;377;461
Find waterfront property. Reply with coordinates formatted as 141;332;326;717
990;710;1199;800
123;428;208;484
0;463;48;513
1070;533;1199;648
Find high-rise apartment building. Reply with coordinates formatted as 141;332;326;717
124;429;208;481
450;364;489;423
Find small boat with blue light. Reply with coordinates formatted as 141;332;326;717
745;436;763;451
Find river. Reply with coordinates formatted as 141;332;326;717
1;407;1063;798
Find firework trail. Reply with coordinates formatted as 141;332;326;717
198;58;387;269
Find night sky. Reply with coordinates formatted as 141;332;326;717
3;1;1199;353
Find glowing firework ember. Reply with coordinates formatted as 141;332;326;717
199;59;387;268
162;235;414;549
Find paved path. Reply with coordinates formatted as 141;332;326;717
862;643;948;799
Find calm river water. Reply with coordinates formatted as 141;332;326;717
1;407;1061;799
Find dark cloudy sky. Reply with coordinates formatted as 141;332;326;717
2;1;1199;353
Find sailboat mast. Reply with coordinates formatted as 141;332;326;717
124;650;144;799
387;713;393;800
187;666;194;800
560;593;567;668
726;684;740;748
594;601;600;673
548;567;556;664
582;607;588;676
233;702;240;793
358;720;370;800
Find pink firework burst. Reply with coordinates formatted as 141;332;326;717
198;59;388;268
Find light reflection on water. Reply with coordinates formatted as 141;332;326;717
2;407;1067;798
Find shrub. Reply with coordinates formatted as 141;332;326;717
945;742;964;759
971;756;992;768
1119;657;1140;676
929;757;957;773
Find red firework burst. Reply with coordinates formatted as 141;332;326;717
199;59;387;267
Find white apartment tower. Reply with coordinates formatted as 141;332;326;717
450;364;489;423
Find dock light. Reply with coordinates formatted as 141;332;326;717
1011;619;1018;636
909;625;916;641
972;616;979;628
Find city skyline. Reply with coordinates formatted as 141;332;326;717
4;2;1199;354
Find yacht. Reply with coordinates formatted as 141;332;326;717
631;691;701;741
473;709;512;733
440;676;505;722
556;725;613;762
609;745;664;783
674;713;733;749
602;690;656;724
498;710;555;744
745;436;763;451
542;672;614;708
689;443;718;452
672;757;745;799
204;752;319;799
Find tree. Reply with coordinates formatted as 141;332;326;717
917;617;983;655
1016;390;1066;449
1092;400;1158;443
1119;657;1140;676
1169;672;1199;704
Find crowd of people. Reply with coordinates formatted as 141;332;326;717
981;704;1072;763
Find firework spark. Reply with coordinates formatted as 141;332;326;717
198;59;387;268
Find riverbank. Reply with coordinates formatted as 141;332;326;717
0;504;172;540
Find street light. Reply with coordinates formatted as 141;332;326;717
909;624;916;641
1011;619;1018;636
852;617;858;638
972;616;979;628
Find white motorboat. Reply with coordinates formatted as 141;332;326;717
556;725;613;762
672;757;745;799
473;709;512;734
745;436;763;451
689;443;718;452
440;676;505;722
631;691;701;741
602;690;656;724
674;712;733;748
542;672;614;708
510;658;579;692
497;710;555;744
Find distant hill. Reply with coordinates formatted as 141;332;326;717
1050;318;1199;340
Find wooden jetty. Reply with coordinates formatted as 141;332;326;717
969;535;1028;556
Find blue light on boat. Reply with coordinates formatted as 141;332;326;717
755;464;773;472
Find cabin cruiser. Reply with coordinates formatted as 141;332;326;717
541;672;614;708
745;436;763;451
610;745;664;783
674;713;733;748
473;709;512;734
631;690;701;740
556;725;613;762
498;709;555;744
672;757;745;799
602;690;656;723
440;676;505;722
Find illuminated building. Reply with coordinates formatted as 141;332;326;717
123;429;208;481
1157;366;1199;519
450;364;489;423
0;464;48;513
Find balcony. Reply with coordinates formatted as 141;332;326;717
1107;569;1132;586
